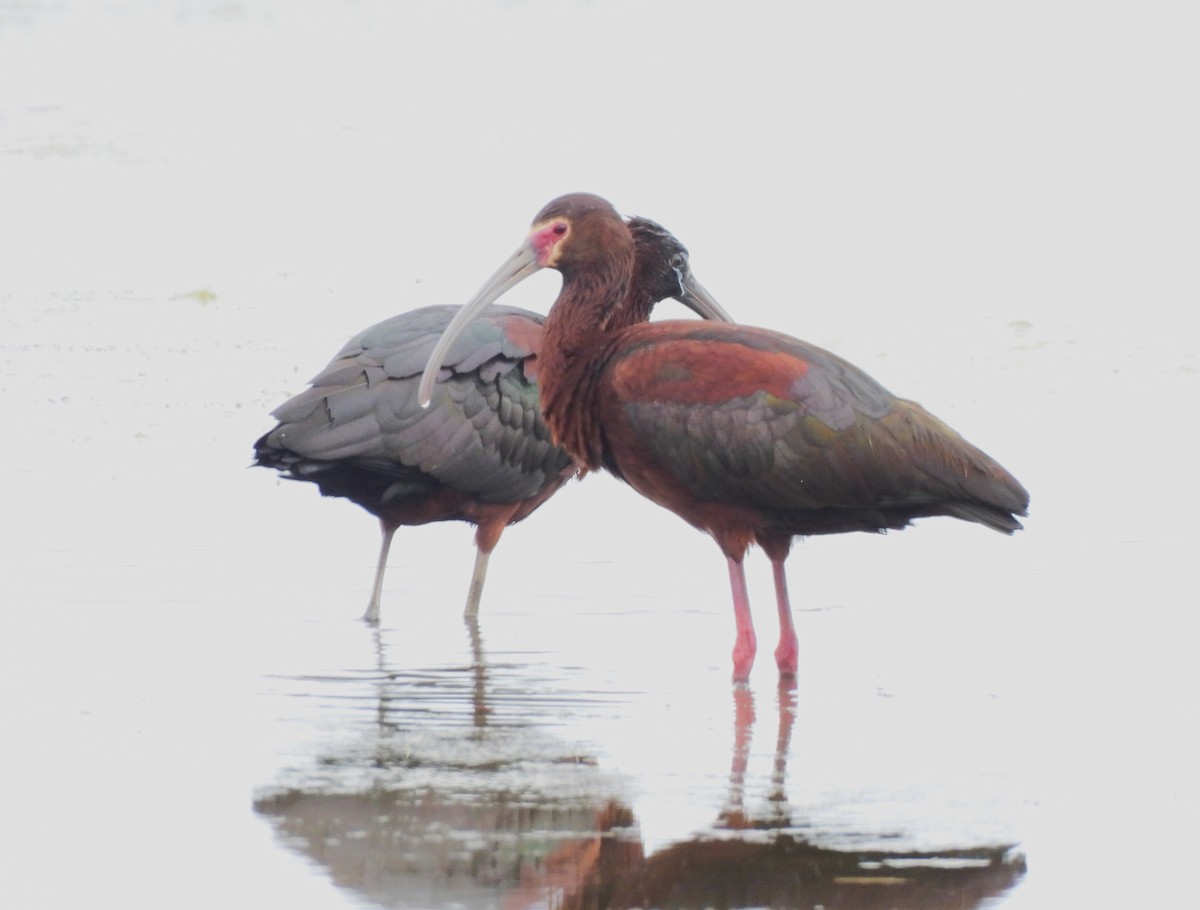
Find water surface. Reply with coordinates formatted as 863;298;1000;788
3;2;1197;908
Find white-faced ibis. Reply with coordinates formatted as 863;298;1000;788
418;193;1029;681
255;216;731;623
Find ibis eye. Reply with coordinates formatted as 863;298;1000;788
670;252;688;270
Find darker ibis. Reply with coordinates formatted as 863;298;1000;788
255;216;731;623
418;193;1029;681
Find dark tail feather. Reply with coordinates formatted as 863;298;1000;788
944;501;1026;534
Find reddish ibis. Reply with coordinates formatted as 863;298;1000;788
254;216;731;623
418;193;1029;680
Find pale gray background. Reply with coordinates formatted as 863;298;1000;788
2;1;1196;908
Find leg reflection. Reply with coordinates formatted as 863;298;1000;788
719;684;755;827
465;613;491;728
511;678;1023;910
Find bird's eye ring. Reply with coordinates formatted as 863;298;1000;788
553;222;568;236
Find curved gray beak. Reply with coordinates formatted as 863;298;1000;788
417;241;542;408
679;271;735;324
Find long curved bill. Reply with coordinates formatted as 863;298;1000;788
679;272;735;324
417;241;542;408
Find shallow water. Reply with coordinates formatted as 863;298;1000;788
250;615;1029;909
3;2;1198;908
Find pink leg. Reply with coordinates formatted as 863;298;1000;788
770;557;799;677
727;556;757;682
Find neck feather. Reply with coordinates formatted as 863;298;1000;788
538;253;634;468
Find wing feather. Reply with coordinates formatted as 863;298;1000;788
606;323;1026;526
257;305;574;508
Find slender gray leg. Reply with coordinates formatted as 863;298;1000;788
363;521;397;624
463;546;491;618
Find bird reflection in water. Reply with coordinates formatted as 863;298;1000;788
256;620;1025;909
506;682;1025;910
255;615;621;904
